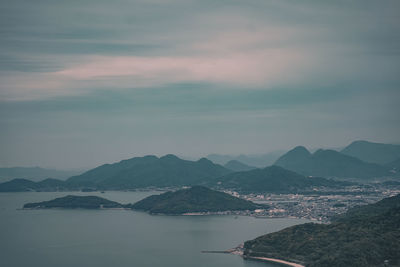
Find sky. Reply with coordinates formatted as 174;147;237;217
0;0;399;169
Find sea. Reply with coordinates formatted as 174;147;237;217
0;191;309;267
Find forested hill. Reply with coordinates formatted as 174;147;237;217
130;186;262;214
66;155;231;189
23;195;125;209
243;194;400;267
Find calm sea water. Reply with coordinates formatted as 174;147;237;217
0;191;309;267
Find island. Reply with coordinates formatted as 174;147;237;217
22;187;264;214
242;194;400;267
23;195;125;209
130;186;263;215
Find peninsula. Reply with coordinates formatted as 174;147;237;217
130;186;263;214
243;194;400;266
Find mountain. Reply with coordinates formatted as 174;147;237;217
0;167;82;183
224;160;256;172
243;194;400;267
0;178;65;192
130;186;262;214
207;151;283;168
0;179;37;192
341;140;400;164
211;165;349;193
66;154;231;189
0;155;232;192
275;146;391;179
23;195;125;209
273;146;312;174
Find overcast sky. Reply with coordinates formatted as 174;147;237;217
1;0;399;169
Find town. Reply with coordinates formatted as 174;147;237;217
226;182;400;222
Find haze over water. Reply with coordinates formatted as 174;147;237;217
0;191;309;267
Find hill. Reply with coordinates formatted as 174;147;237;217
212;165;349;193
224;160;256;172
207;151;283;168
0;178;66;192
130;186;262;214
23;195;124;209
275;146;391;179
243;194;400;267
341;140;400;164
66;154;231;189
0;155;231;192
0;167;81;183
333;193;400;223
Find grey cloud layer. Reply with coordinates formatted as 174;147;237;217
0;0;399;168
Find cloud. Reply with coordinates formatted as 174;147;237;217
56;49;305;83
1;29;314;101
1;0;399;101
1;0;400;168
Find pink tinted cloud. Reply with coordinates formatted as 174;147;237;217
54;29;312;89
56;48;306;88
1;30;313;101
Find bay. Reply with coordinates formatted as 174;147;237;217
0;191;309;267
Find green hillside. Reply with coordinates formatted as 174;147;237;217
23;195;125;209
66;154;231;189
243;194;400;266
131;186;262;214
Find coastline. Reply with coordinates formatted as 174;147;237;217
227;244;305;267
244;256;305;267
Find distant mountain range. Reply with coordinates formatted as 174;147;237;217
211;165;350;193
1;140;399;192
0;167;82;183
341;140;400;165
275;146;393;179
67;154;231;189
0;157;350;193
224;160;257;172
207;151;283;168
243;194;400;266
0;155;232;191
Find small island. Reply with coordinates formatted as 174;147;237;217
23;195;125;209
130;186;263;215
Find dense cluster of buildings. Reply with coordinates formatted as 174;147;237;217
226;183;400;222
